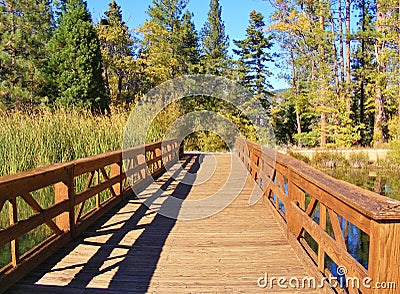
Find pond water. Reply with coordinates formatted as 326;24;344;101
321;168;400;200
312;167;400;285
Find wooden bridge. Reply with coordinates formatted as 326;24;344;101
0;138;399;293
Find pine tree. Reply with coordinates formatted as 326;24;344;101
96;0;135;104
180;10;200;74
233;11;274;109
200;0;229;75
48;0;108;111
138;0;199;86
0;0;53;107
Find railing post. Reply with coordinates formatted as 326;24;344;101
368;220;400;293
55;166;75;238
110;154;122;198
179;141;184;159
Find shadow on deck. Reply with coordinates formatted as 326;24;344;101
10;154;202;293
9;153;323;293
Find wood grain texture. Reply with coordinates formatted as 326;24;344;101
8;153;326;293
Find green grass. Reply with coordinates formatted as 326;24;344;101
0;106;129;176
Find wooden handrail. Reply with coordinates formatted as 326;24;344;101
0;138;183;292
235;137;400;294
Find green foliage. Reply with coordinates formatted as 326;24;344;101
200;0;229;75
294;131;320;148
48;0;108;111
0;0;53;105
388;140;400;166
138;0;200;88
270;90;299;145
233;11;274;109
96;0;137;105
287;150;311;164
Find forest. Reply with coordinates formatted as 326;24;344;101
1;0;400;152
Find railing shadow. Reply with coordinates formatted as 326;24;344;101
12;154;203;293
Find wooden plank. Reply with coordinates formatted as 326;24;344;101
290;202;369;284
0;165;71;200
327;208;346;248
73;151;121;177
0;200;69;248
368;220;400;294
22;193;62;235
276;152;400;220
318;203;327;271
292;173;371;234
74;175;120;206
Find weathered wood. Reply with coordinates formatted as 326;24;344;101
9;198;19;266
54;180;71;233
236;137;400;293
0;201;69;248
0;165;71;201
22;193;62;235
74;175;120;206
73;151;121;177
368;220;400;294
318;203;326;272
10;153;329;293
327;208;346;248
0;138;182;292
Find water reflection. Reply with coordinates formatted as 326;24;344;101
322;168;400;200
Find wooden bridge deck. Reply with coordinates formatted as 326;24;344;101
9;153;325;293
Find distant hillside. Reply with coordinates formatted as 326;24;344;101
273;88;290;94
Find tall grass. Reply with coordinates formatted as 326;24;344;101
0;107;129;268
0;107;128;176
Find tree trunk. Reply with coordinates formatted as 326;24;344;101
359;0;366;144
319;0;327;147
338;0;345;85
331;21;340;95
345;0;351;112
321;112;327;147
373;2;388;145
290;45;302;146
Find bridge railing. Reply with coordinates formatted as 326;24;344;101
0;138;182;292
236;138;400;293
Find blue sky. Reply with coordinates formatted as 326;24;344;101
86;0;288;90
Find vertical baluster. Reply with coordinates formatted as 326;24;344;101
96;169;100;209
110;157;122;199
8;197;19;266
318;203;326;272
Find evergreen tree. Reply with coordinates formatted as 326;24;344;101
0;0;53;107
48;0;108;111
180;10;200;74
233;11;274;109
97;0;135;104
200;0;229;75
138;0;199;86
